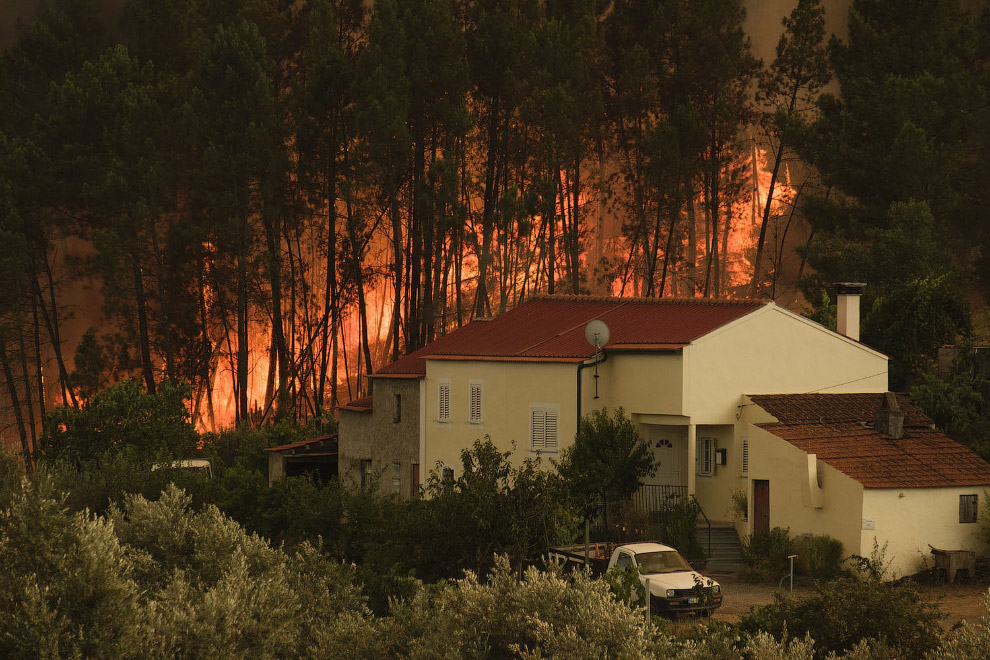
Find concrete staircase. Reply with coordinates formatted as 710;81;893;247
698;522;744;573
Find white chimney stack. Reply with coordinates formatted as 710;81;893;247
835;282;866;341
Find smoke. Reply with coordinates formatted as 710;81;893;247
743;0;851;64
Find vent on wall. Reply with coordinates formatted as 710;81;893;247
741;432;749;475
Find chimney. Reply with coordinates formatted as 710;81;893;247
834;282;866;341
874;392;904;440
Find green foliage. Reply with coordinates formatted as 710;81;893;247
931;593;990;660
37;379;199;464
0;475;147;660
741;526;794;582
43;451;216;514
603;563;647;609
415;438;575;581
387;555;670;660
739;545;942;660
791;533;844;581
558;407;656;533
727;488;747;521
657;496;705;560
911;346;990;459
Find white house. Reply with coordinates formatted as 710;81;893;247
339;290;990;575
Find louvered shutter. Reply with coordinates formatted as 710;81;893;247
531;409;546;450
438;382;450;422
469;382;482;423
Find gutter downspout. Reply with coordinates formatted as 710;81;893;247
577;349;607;566
576;350;608;431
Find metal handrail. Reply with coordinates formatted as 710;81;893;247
691;494;712;558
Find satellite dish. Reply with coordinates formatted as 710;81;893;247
584;319;611;349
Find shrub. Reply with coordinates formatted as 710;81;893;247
791;533;845;581
741;526;793;581
738;546;942;660
387;555;672;660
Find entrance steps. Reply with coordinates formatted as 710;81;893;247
698;521;744;573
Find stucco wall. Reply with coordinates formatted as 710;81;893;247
746;426;865;558
686;306;888;422
337;378;422;497
596;352;683;415
693;424;741;521
424;359;580;473
862;487;988;578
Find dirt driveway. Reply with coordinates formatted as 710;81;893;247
707;574;990;629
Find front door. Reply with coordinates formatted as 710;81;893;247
753;480;770;535
650;430;682;486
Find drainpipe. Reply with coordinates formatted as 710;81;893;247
576;350;608;431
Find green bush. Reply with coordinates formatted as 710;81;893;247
741;526;793;581
738;547;942;660
791;533;845;581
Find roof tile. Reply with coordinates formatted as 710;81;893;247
377;295;765;377
753;394;990;488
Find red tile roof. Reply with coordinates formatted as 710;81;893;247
376;295;765;377
751;394;990;489
750;393;930;426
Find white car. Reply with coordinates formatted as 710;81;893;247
607;542;722;616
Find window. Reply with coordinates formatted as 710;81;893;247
741;432;749;475
469;381;483;423
696;436;716;477
410;463;420;498
360;459;373;489
960;494;978;523
530;405;560;452
438;380;450;423
393;393;401;423
391;462;401;493
614;552;634;570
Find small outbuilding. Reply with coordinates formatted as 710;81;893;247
265;434;338;486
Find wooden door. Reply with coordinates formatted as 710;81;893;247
753;480;770;535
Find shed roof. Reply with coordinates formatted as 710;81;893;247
376;295;765;377
750;393;990;489
339;396;373;413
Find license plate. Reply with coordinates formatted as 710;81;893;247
688;597;698;604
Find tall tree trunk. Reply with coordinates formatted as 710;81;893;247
130;244;156;395
16;308;36;445
475;100;500;318
685;177;698;296
30;289;46;432
149;223;176;382
0;327;31;469
264;214;289;418
751;89;798;298
390;191;403;361
36;252;76;408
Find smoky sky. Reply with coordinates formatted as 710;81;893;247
2;0;854;54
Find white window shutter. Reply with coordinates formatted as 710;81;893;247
544;409;558;450
531;409;546;450
469;382;482;423
438;382;450;422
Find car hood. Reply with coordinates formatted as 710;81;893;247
638;571;717;594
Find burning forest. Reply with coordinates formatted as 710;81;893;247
2;0;989;453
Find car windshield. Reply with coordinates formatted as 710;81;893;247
636;550;693;574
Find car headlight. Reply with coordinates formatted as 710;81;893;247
713;585;720;594
665;589;675;598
